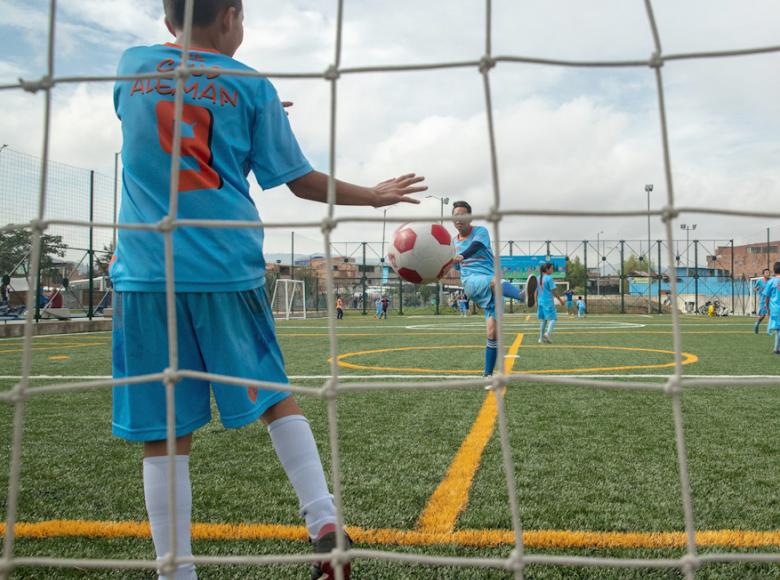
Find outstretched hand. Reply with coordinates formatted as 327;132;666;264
372;174;427;207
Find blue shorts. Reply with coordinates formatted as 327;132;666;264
566;301;573;310
758;304;768;316
112;288;290;442
768;308;780;331
463;274;495;319
537;302;558;321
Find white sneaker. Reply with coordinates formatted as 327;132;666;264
543;334;552;344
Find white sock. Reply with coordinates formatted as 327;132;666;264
268;415;336;538
546;320;556;335
143;456;196;580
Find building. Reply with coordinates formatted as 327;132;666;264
707;241;780;279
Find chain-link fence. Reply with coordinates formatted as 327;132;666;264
0;147;116;319
265;237;763;317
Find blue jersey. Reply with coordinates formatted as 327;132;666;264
454;226;494;279
577;299;585;311
565;290;574;303
111;43;312;292
762;278;780;311
755;278;768;296
539;274;556;306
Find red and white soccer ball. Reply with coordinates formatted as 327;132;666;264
386;223;456;284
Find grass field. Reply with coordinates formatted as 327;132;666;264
1;313;780;578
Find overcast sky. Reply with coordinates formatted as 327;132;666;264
1;0;778;258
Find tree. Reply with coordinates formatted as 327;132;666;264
565;256;587;293
621;253;654;293
0;229;68;282
94;242;115;277
623;253;651;276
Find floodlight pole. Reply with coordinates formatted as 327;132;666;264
645;184;653;314
88;170;95;320
361;242;367;316
680;223;696;270
596;231;603;296
767;227;771;272
427;194;450;315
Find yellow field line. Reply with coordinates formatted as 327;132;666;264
0;342;106;354
3;520;780;549
416;334;524;535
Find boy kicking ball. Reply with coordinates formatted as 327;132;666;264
445;201;536;377
111;1;426;578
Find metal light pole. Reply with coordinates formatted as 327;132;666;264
380;208;389;294
645;184;653;314
680;224;697;271
426;195;450;314
596;230;603;295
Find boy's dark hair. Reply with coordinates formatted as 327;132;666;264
578;296;582;300
763;268;771;275
163;0;242;29
774;262;780;275
452;201;472;213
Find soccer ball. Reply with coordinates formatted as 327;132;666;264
386;223;456;284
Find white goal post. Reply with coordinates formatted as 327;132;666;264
270;279;307;320
750;276;769;316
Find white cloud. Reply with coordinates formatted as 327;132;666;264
1;0;779;256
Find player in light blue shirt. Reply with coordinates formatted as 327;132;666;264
111;2;426;577
536;262;565;343
761;262;780;354
753;268;771;334
448;201;536;376
564;289;574;316
576;296;586;318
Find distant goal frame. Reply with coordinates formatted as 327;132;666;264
270;279;307;320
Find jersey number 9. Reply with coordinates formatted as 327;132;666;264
156;101;223;192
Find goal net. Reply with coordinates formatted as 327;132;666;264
3;1;780;578
270;279;307;320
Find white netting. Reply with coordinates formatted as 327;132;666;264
2;0;780;578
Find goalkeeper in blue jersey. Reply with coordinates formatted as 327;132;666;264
447;201;536;376
110;2;426;578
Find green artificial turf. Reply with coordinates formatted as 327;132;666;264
1;314;779;578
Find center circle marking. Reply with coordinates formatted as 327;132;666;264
335;345;698;374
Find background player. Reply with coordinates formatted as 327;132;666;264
448;201;535;376
564;288;574;316
754;268;771;334
112;2;426;578
576;296;586;318
537;262;565;343
761;262;780;354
